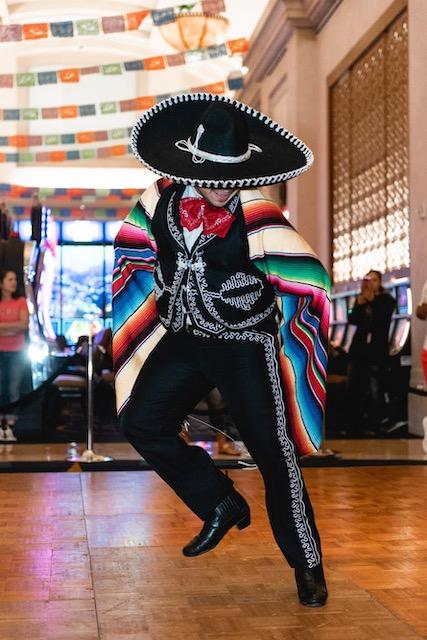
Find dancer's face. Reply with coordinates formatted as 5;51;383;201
195;187;239;208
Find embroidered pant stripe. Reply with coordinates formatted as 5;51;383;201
219;330;321;568
265;332;321;567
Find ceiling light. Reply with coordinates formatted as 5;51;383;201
159;12;229;51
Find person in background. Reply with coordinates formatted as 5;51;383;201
93;328;116;421
347;270;396;436
415;279;427;386
0;202;13;240
0;269;29;442
206;388;241;455
30;193;43;245
180;387;241;456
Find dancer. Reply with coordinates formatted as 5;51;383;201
112;94;330;606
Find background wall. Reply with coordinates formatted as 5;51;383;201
239;0;427;430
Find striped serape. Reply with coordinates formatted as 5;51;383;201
112;180;330;456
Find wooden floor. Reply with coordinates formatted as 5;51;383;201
0;465;426;639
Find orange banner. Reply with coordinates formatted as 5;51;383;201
144;56;166;71
49;151;66;162
9;135;28;148
22;23;49;40
228;38;250;54
110;144;127;156
76;131;95;143
201;81;226;94
135;96;156;110
126;11;149;30
59;106;78;119
58;68;80;83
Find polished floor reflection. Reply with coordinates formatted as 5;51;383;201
0;437;426;464
0;465;426;639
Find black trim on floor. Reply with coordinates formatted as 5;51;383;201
0;456;427;473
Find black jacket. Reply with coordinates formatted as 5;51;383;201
151;183;277;335
348;290;396;363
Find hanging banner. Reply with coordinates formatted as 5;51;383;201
10;205;129;220
0;183;140;199
0;1;227;44
0;127;132;148
0;78;243;121
0;144;132;163
0;39;248;88
0;10;149;42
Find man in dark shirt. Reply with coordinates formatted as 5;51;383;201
347;270;396;435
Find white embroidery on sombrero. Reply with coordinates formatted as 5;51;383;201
175;122;263;165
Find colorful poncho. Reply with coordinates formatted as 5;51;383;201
112;179;330;456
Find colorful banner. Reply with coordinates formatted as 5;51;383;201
10;205;129;220
0;10;149;42
0;39;248;88
0;144;132;163
0;78;243;121
0;127;132;148
0;183;140;199
0;1;226;44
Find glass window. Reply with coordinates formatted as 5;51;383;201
105;220;122;242
330;12;409;284
397;285;408;314
18;220;33;240
62;220;104;243
60;245;105;344
46;220;120;339
335;299;347;323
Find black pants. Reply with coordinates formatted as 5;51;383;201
121;329;322;569
347;360;389;433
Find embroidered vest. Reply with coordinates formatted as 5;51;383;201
151;184;277;335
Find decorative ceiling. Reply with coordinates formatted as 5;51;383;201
0;0;271;188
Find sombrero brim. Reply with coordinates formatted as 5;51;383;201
130;93;313;188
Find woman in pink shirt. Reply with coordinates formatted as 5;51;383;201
0;270;29;440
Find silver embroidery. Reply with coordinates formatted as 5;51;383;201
162;191;275;333
167;192;185;249
217;330;321;568
215;272;263;310
153;263;170;299
192;258;276;330
158;251;187;330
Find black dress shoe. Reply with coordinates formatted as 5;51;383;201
183;491;250;557
295;564;328;607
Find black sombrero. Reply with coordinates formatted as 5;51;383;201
131;93;313;189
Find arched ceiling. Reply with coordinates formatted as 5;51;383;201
0;1;271;187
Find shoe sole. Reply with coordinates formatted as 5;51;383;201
299;598;328;607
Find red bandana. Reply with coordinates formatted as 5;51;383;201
178;197;235;238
